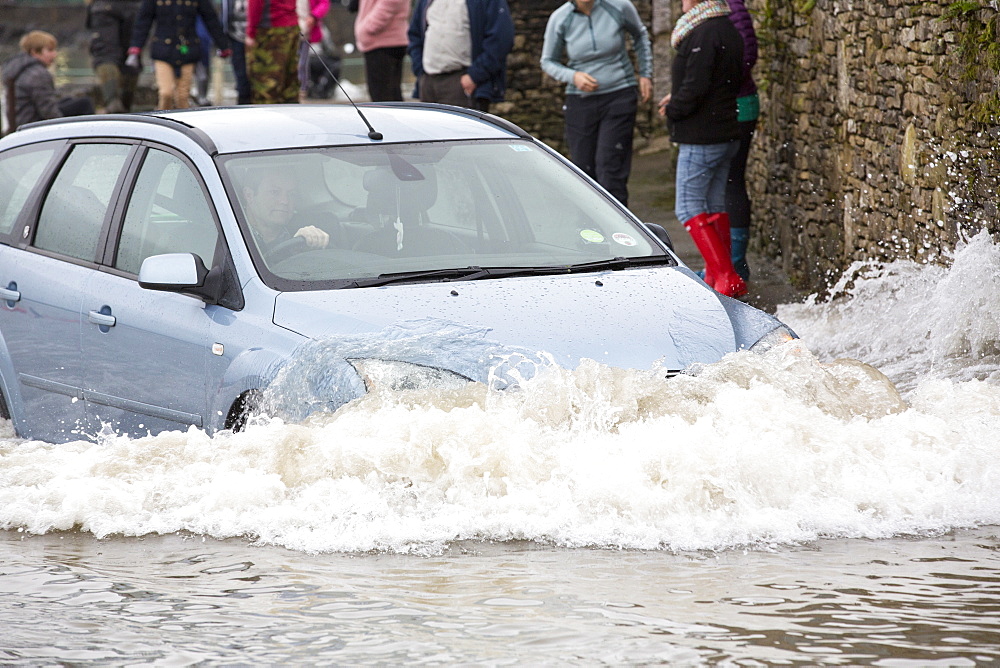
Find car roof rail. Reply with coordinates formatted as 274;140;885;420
359;101;533;139
15;113;219;155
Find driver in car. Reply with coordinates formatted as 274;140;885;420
242;171;330;255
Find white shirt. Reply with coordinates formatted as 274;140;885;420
423;0;472;75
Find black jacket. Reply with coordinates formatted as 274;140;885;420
665;15;743;144
2;53;61;129
131;0;229;66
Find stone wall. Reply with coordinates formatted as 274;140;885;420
736;0;1000;291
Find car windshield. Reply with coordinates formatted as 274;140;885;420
220;139;673;290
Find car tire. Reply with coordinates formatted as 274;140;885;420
0;386;10;421
224;390;263;432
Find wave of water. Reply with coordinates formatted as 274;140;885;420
3;233;1000;554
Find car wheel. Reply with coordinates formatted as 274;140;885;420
0;386;10;421
224;390;263;432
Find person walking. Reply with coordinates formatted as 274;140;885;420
246;0;301;103
3;31;95;133
407;0;514;113
355;0;410;102
86;0;141;113
296;0;331;100
658;0;745;298
128;0;231;110
540;0;652;207
221;0;252;104
726;0;758;281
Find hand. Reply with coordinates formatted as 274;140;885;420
460;73;476;97
217;48;232;58
572;71;598;93
657;93;671;116
294;225;330;249
124;51;140;71
638;77;652;104
245;36;256;48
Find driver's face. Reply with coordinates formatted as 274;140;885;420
245;174;296;233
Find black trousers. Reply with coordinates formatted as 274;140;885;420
363;46;406;102
563;86;638;206
725;118;757;230
58;96;96;117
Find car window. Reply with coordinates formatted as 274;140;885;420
0;144;58;238
34;143;131;261
221;140;666;289
115;148;220;274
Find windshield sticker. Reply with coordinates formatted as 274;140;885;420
509;144;532;152
612;232;637;247
580;229;605;243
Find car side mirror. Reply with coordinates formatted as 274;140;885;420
139;252;209;290
644;223;674;251
138;252;227;306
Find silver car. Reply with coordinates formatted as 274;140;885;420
0;104;793;443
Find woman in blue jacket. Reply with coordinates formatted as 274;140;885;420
541;0;652;207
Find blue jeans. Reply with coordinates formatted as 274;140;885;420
674;141;739;223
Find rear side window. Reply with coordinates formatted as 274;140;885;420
34;143;131;261
0;144;57;237
115;148;219;274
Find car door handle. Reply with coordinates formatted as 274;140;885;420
88;310;117;327
1;286;20;303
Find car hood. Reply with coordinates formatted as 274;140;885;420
271;267;740;376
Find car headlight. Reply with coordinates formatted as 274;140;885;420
347;358;473;393
748;326;798;354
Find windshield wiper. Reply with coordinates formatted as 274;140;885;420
344;256;675;288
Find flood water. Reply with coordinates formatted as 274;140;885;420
2;232;1000;665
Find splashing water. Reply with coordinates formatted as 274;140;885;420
778;230;1000;394
3;233;1000;554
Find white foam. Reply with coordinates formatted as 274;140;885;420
2;338;999;554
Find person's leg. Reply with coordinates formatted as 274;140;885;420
676;142;746;297
249;27;301;103
115;0;139;110
726;119;756;279
153;60;176;109
364;47;404;102
593;87;638;206
419;70;467;107
705;140;739;215
297;39;310;98
89;4;124;111
563;94;600;184
174;63;195;109
230;41;252;104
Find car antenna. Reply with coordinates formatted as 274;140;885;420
301;32;383;141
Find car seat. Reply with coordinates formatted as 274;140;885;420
352;165;469;257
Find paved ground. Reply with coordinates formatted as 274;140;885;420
627;149;807;314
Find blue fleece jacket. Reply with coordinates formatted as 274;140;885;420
541;0;652;97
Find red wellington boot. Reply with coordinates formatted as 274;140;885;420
683;213;748;298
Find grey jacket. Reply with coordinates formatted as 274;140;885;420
2;52;61;129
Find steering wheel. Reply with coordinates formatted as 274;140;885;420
265;235;309;264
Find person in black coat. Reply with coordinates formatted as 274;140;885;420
658;0;746;298
127;0;230;109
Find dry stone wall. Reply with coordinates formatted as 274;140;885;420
741;0;1000;291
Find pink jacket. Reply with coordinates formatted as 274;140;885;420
354;0;409;53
